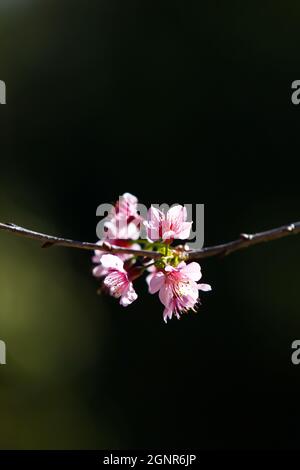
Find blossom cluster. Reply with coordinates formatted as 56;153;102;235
92;193;211;323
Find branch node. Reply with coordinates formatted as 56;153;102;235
240;233;253;241
42;241;55;249
101;241;112;251
287;224;295;232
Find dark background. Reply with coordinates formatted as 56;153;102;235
0;0;300;449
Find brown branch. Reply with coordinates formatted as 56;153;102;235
0;221;299;261
0;222;162;259
187;222;300;260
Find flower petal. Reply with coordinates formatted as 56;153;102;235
101;254;124;271
164;265;176;273
146;272;155;288
126;221;140;240
147;206;163;224
146;206;164;240
177;222;192;240
92;254;102;263
159;283;173;307
149;271;165;294
103;220;118;239
167;205;186;224
120;284;138;306
92;265;106;277
198;283;212;292
122;192;138;205
181;262;202;281
163;306;173;323
162;230;176;241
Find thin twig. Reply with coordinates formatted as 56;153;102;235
0;223;161;259
187;222;300;260
0;221;299;261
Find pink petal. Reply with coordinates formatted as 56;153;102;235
126;221;140;240
177;261;187;269
159;284;173;307
122;192;137;205
92;254;102;263
120;284;138;306
146;272;155;288
198;283;212;292
187;281;200;301
147;264;157;273
167;205;186;224
146;206;163;240
164;265;176;273
131;243;141;251
149;272;165;294
147;206;163;225
181;262;202;281
162;230;176;241
177;222;192;240
101;254;124;271
103;271;125;292
117;193;138;217
92;265;106;277
104;220;118;238
163;306;173;323
111;215;129;239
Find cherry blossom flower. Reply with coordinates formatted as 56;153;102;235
92;193;211;322
148;261;211;322
145;205;192;243
105;192;142;241
98;254;138;307
104;217;140;242
115;192;140;220
93;193;141;269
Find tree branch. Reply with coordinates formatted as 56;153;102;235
0;222;161;259
187;222;300;260
0;221;299;262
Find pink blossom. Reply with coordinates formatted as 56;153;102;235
91;193;212;322
104;217;140;241
98;254;138;307
104;193;142;241
145;205;192;242
115;192;140;220
148;261;211;322
93;193;141;267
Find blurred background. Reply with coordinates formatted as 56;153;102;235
0;0;300;450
